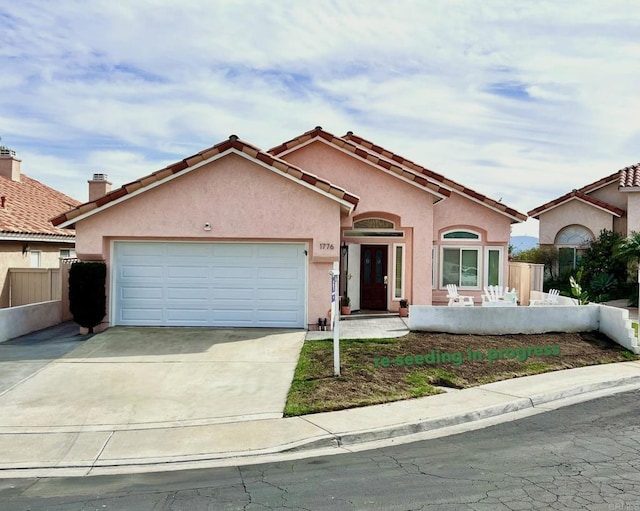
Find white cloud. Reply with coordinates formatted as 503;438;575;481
1;0;640;235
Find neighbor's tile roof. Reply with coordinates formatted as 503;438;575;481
0;173;79;238
528;189;624;218
270;126;526;222
619;163;640;188
529;162;640;217
52;135;359;227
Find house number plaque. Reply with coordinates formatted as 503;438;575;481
319;243;334;250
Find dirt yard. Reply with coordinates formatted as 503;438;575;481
285;331;638;416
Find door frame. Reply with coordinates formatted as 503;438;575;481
359;243;389;310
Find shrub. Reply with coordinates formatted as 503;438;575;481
69;262;106;332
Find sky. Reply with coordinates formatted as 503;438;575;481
2;1;640;237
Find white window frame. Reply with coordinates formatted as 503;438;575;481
484;247;504;287
432;246;437;290
392;243;406;300
440;246;482;290
30;250;42;268
441;229;482;241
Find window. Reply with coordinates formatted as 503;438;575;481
393;244;405;299
30;251;42;268
442;230;480;240
556;225;592;273
559;247;586;274
354;218;394;229
442;247;480;288
59;249;76;259
485;247;503;286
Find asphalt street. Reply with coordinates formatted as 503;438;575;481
3;388;640;510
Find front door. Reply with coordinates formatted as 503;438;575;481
360;245;388;310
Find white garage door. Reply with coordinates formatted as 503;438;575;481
112;242;307;327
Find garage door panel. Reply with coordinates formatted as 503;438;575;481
213;244;255;257
119;243;167;257
166;244;210;257
167;266;209;280
120;286;163;299
121;308;164;321
114;242;306;327
122;265;164;279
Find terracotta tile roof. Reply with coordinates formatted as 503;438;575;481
529;163;640;217
577;171;620;194
0;173;79;238
270;126;452;201
52;136;359;227
528;190;624;218
619;163;640;188
270;127;526;222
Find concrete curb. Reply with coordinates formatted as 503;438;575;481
2;365;640;478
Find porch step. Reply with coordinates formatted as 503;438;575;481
341;312;400;320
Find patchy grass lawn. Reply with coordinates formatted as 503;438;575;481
284;331;638;416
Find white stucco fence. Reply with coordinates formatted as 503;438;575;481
409;303;639;354
0;300;62;343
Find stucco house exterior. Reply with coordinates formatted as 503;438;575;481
52;127;526;329
528;163;640;273
0;148;80;307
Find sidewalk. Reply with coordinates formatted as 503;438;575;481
1;319;640;478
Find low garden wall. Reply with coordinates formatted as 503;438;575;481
409;303;639;354
0;300;62;343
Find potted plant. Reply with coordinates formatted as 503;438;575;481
399;298;409;317
340;295;351;315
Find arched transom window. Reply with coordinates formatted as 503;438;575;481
555;225;593;246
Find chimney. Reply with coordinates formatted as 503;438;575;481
88;173;112;201
0;147;21;182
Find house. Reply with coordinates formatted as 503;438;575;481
528;163;640;273
0;148;80;307
51;127;526;329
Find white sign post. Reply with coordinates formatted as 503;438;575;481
330;261;341;377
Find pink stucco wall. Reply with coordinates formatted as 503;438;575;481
625;192;640;237
431;192;513;304
74;152;344;327
588;182;627;235
280;141;435;306
538;201;612;245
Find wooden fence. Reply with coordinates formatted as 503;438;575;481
8;268;61;307
8;259;75;320
508;262;545;306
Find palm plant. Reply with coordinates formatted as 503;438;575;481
615;231;640;307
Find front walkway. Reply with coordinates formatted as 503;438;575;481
305;316;409;340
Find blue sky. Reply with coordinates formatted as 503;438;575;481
2;1;640;236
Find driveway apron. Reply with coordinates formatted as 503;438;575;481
0;327;305;432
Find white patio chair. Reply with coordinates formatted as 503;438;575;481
529;288;560;306
482;286;517;306
446;284;474;306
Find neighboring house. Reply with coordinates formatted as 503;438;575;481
52;127;526;329
0;148;80;307
528;163;640;273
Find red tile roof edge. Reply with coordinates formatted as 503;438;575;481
578;171;620;194
269;126;452;200
52;136;359;227
528;190;625;218
343;132;527;221
269;127;526;222
619;163;640;188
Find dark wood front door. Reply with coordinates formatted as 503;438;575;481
360;245;388;310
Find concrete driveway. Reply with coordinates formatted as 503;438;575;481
0;325;305;432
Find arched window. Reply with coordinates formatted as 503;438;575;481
441;230;481;241
555;225;593;273
353;218;395;229
555;225;593;246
